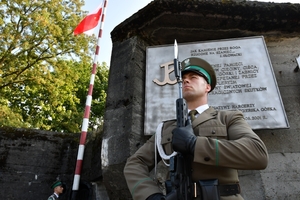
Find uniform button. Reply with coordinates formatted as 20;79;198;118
212;130;216;134
204;157;210;161
167;138;171;141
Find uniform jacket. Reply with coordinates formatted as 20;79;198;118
47;193;58;200
124;107;269;200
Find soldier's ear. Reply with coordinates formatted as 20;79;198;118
206;84;211;92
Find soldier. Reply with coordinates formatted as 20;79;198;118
47;180;64;200
124;57;269;200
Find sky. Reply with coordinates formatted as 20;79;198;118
83;0;300;65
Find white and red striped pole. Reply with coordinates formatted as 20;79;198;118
71;0;108;199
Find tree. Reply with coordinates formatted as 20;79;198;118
74;61;109;132
0;0;109;132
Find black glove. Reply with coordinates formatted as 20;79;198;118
172;123;197;155
146;193;165;200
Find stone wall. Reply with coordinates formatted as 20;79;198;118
101;37;149;198
0;127;103;199
255;37;300;200
102;0;300;199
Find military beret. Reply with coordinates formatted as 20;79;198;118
51;180;62;189
181;57;217;92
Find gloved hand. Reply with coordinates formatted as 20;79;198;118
172;123;197;155
146;193;165;200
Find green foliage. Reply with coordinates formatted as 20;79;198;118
0;0;109;133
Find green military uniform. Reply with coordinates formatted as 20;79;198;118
124;56;268;199
124;107;268;200
47;180;62;200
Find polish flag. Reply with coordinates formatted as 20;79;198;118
74;1;104;35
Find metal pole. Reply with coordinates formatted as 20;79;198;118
71;0;108;199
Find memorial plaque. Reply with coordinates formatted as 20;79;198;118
145;36;289;135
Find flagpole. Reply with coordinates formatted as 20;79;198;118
71;0;108;199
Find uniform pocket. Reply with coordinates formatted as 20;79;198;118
161;132;174;155
194;125;227;139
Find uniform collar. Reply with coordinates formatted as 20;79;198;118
189;104;209;115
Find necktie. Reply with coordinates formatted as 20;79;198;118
189;110;198;122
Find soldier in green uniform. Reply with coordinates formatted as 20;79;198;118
124;57;269;200
47;180;64;200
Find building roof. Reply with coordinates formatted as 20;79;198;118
111;0;300;45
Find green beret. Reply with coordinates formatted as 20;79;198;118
51;180;62;189
181;57;217;92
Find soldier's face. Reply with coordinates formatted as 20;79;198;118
54;185;64;194
182;72;211;101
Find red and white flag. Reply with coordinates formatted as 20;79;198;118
74;1;104;35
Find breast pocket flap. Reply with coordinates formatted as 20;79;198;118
196;126;227;138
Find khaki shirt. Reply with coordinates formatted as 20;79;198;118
124;107;268;200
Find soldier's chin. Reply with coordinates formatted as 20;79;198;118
183;93;193;100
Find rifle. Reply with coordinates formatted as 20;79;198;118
162;40;194;200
